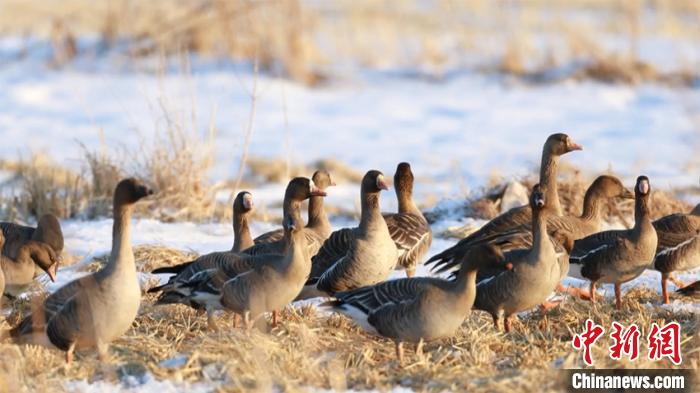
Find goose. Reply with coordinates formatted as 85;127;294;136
327;243;510;363
473;185;561;332
569;176;658;310
2;240;59;297
306;163;431;280
652;203;700;304
149;191;255;277
427;133;582;274
466;175;634;300
252;170;335;246
148;178;321;296
217;212;311;329
0;214;64;258
242;173;330;257
307;170;397;296
10;178;153;363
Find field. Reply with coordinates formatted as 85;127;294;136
0;1;699;392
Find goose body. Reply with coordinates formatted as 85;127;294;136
310;171;398;295
569;176;658;309
427;133;582;274
11;178;153;362
473;185;560;332
330;244;507;360
652;204;700;303
1;240;58;296
220;213;311;326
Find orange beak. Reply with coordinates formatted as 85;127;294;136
310;186;327;197
46;263;58;282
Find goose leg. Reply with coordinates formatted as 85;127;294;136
504;315;512;333
589;282;597;303
614;283;622;310
669;274;686;289
395;341;404;364
557;283;592;300
233;313;241;328
243;311;252;330
540;299;562;311
65;342;76;364
271;310;278;328
97;341;110;363
661;275;670;305
491;313;500;331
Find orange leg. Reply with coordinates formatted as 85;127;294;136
504;316;512;333
661;275;670;305
491;313;500;331
614;283;622;310
540;299;562;311
589;282;597;303
271;310;278;328
233;313;241;328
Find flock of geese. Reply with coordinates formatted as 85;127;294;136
0;133;698;363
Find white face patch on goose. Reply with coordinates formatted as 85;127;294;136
638;180;650;194
243;194;254;209
376;174;387;190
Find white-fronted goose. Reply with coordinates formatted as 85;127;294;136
309;170;397;295
308;163;431;280
10;178;153;362
569;176;658;310
1;240;59;297
652;203;700;304
242;175;329;257
253;170;335;246
149;178;319;297
149;191;255;277
328;243;509;362
0;214;64;259
427;133;582;273
473;185;560;332
469;176;634;297
218;212;311;328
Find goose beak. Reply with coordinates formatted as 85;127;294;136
505;262;514;271
46;263;58;282
376;176;390;191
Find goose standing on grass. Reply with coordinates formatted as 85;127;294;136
10;178;153;363
218;212;311;329
309;163;431;280
253;170;335;246
148;191;255;278
473;185;560;332
243;172;331;257
465;175;634;300
569;176;658;310
328;244;510;363
307;170;397;295
652;203;700;304
149;178;321;297
427;133;582;273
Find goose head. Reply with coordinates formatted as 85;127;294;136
19;240;60;282
590;175;635;199
393;162;414;197
530;184;546;211
544;133;583;156
361;170;390;194
635;176;651;197
114;178;154;207
311;170;336;191
233;191;254;214
34;214;64;253
286;177;326;203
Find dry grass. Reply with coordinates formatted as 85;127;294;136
0;242;697;392
1;1;700;85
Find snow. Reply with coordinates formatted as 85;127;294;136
1;35;699;391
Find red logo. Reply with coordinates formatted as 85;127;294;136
572;319;605;366
609;322;640;361
647;322;682;365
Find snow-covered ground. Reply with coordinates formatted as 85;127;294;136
1;37;699;392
